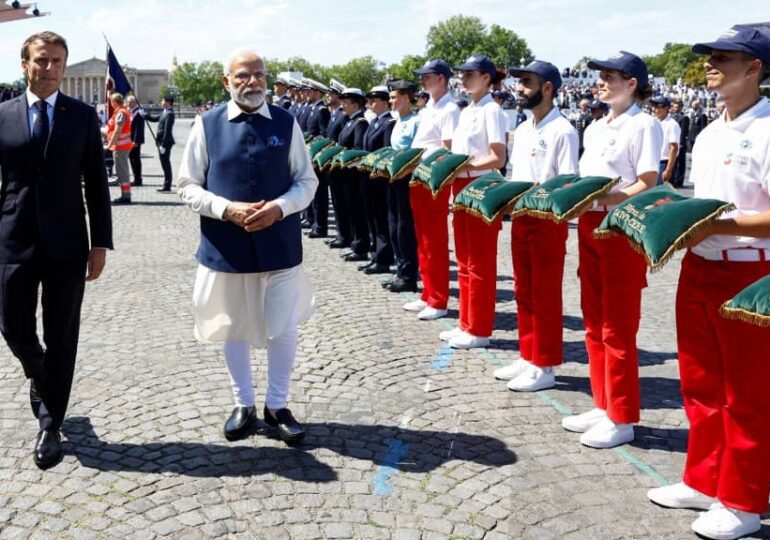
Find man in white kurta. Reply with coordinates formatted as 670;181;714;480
178;49;318;443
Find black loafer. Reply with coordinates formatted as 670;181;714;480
263;406;305;443
112;197;131;204
343;252;369;262
224;406;256;441
308;230;327;239
33;430;62;470
328;240;349;249
387;277;418;292
363;263;392;275
300;220;312;229
381;275;397;289
30;379;42;419
357;260;375;271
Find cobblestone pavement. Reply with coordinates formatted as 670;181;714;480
1;122;768;539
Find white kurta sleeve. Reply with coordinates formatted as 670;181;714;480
273;120;319;218
177;116;232;220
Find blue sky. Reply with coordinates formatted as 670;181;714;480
2;0;768;83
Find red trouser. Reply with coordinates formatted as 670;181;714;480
410;184;451;309
676;251;770;514
452;177;500;337
577;211;647;424
511;216;568;367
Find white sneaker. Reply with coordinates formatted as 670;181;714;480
439;327;464;341
691;503;761;540
647;482;716;510
403;299;427;312
448;332;490;349
507;365;555;392
561;408;607;433
580;417;634;448
493;358;531;380
417;306;447;320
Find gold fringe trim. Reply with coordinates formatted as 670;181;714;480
388;154;424;183
510;177;619;224
592;203;735;272
719;305;770;327
408;157;472;199
452;190;530;225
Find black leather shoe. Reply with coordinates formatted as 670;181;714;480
33;430;62;470
328;240;349;249
363;263;392;275
343;252;369;262
308;230;327;239
381;275;397;289
263;406;305;443
157;187;171;192
30;379;42;419
357;260;375;271
224;406;256;441
387;277;418;292
112;197;131;204
339;249;354;258
300;219;312;229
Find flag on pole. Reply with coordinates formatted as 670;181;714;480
104;42;132;119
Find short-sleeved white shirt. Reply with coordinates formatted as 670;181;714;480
450;93;508;177
509;106;579;183
411;92;460;154
579;103;663;196
658;115;681;162
690;97;770;254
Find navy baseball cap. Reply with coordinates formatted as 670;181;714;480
587;51;649;88
589;99;608;111
650;95;672;107
454;54;497;78
508;60;563;91
692;25;770;64
413;59;452;79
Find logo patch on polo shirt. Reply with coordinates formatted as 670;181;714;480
739;139;752;150
724;152;733;165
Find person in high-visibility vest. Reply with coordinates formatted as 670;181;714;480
105;92;133;204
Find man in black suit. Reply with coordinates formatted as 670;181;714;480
151;95;175;191
302;78;331;239
0;31;113;469
126;95;145;186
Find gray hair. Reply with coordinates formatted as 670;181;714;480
223;48;263;75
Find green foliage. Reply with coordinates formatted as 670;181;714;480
172;61;227;105
426;15;532;69
329;56;384;92
643;43;700;84
682;58;706;86
386;54;427;83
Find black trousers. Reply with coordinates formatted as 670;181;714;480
672;147;687;187
159;145;173;189
0;255;87;431
129;144;142;185
341;169;370;256
311;169;329;234
365;176;393;265
387;179;418;281
327;168;352;245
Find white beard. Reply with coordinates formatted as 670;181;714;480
230;86;265;109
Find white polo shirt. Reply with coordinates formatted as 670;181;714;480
450;93;508;177
579;103;663;198
657;115;681;162
411;92;460;154
509;106;579;183
690;97;770;254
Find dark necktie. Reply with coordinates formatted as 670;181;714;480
32;100;49;148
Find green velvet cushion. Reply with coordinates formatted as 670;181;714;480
409;148;472;197
452;171;534;224
313;144;344;171
359;147;397;173
720;275;770;327
593;185;735;271
374;147;425;182
332;149;370;169
303;132;313;143
307;137;334;159
513;174;619;222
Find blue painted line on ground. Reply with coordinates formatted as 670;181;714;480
481;349;670;487
372;439;410;495
432;344;454;371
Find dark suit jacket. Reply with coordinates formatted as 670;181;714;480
130;107;146;145
152;107;175;147
363;113;396;152
338;111;368;150
0;92;113;264
305;100;331;137
326;107;345;142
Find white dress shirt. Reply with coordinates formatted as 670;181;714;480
26;88;57;135
177;100;318;221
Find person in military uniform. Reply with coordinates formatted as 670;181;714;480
274;75;292;110
323;79;351;249
302;78;332;239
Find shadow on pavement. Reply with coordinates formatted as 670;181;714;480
61;416;516;481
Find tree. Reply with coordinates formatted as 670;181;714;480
480;24;533;69
172;61;227;105
386;54;427;83
682;58;706;86
330;56;383;91
643;43;700;83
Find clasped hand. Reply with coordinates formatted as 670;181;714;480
224;200;283;232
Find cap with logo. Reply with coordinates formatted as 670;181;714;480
454;54;497;78
587;51;649;89
340;87;366;103
508;60;563;92
412;59;453;79
302;78;330;93
329;78;346;93
650;95;672;108
692;24;770;63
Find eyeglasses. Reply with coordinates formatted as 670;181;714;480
231;70;268;83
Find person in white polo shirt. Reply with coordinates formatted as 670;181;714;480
493;60;579;390
403;59;460;321
646;25;770;540
561;51;662;449
439;54;508;349
650;95;681;185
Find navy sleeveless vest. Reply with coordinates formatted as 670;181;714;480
197;104;302;273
